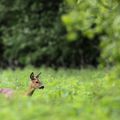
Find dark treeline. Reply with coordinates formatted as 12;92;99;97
0;0;100;68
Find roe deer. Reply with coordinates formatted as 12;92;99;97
0;72;44;98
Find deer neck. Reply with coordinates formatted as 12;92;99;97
26;87;35;96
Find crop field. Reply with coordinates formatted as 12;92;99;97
0;67;119;120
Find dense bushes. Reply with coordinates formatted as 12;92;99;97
0;0;120;68
62;0;120;67
0;0;65;67
0;0;111;68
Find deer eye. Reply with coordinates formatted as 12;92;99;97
36;81;39;83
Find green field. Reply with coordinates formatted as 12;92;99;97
0;67;119;120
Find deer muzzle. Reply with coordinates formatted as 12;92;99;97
39;85;44;89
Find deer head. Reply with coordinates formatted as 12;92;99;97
30;72;44;89
0;72;44;97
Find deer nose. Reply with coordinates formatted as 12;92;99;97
39;86;44;89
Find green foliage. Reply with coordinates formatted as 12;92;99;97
0;0;100;68
0;0;65;66
0;0;120;68
62;0;120;66
59;2;120;120
0;67;119;120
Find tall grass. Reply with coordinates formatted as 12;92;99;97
0;67;119;120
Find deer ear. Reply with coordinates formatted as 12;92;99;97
30;72;34;80
36;72;41;78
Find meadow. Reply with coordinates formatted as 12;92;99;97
0;67;119;120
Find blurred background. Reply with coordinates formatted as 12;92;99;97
0;0;119;69
0;0;120;120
